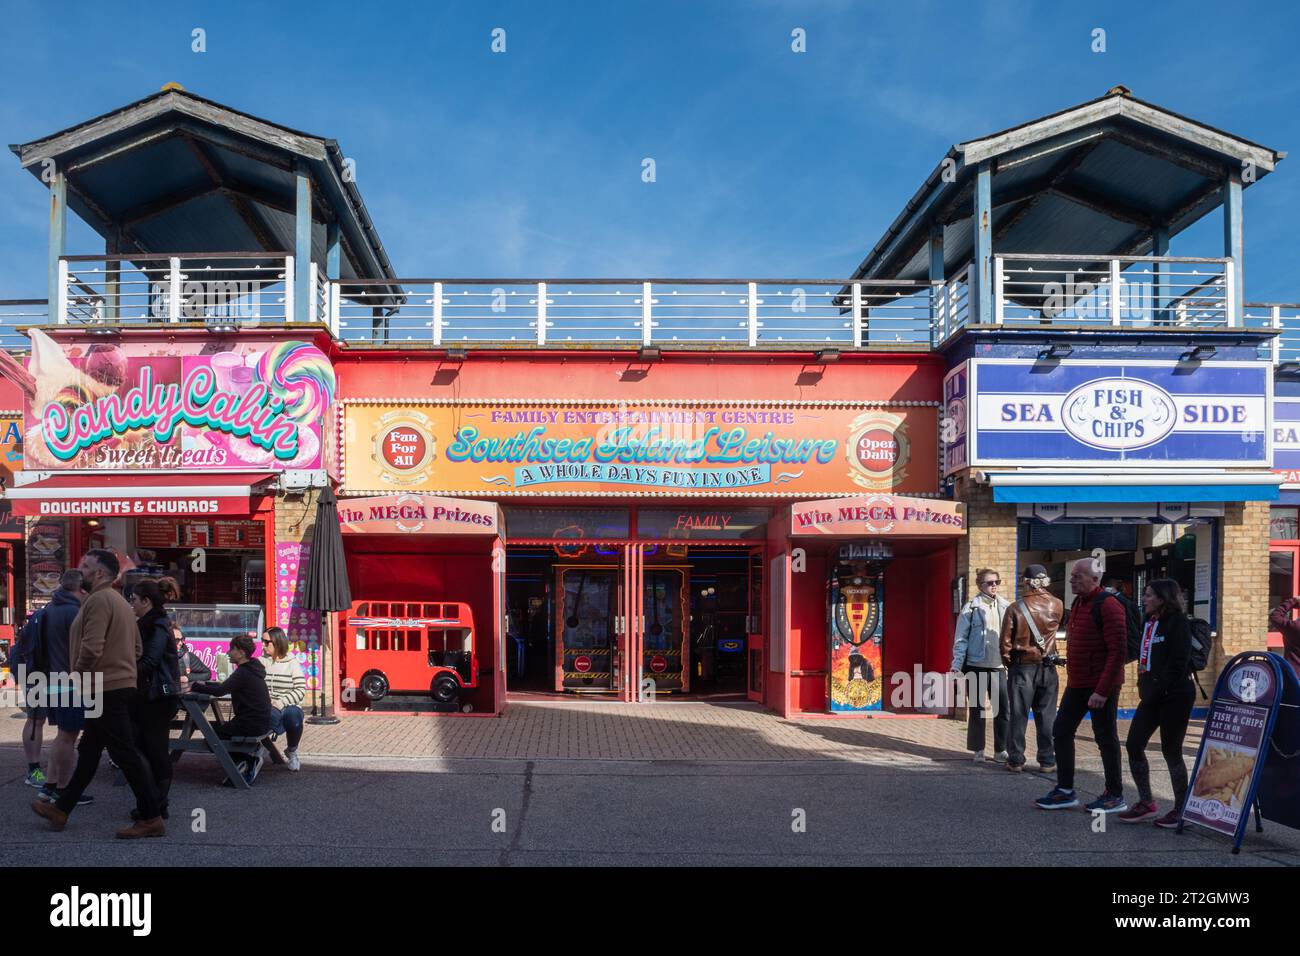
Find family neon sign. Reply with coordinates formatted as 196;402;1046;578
42;366;300;462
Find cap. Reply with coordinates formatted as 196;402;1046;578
1023;564;1048;579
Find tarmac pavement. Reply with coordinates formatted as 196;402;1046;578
2;700;1297;866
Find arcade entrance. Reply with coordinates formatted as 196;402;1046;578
504;543;763;701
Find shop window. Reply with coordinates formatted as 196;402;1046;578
1270;550;1296;613
504;508;629;540
1271;508;1299;540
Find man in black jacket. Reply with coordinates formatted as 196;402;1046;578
191;634;272;784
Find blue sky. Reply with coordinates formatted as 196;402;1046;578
1;0;1298;300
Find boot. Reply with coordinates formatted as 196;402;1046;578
32;800;68;831
116;817;165;839
132;779;171;821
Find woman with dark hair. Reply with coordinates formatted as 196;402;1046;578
157;576;210;690
129;579;182;820
1118;577;1196;828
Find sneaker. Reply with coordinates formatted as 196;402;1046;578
972;750;986;763
286;749;301;772
24;768;47;788
1005;761;1023;773
992;750;1009;763
242;752;265;785
1037;762;1057;774
1085;792;1128;814
1035;787;1079;810
38;783;58;803
60;790;93;808
1154;809;1183;829
1118;800;1159;823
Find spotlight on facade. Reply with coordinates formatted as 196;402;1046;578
445;347;469;361
815;349;841;363
1180;345;1217;362
1036;343;1073;360
637;347;661;361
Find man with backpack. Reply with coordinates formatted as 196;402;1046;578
1035;557;1129;813
32;571;89;806
10;607;50;789
1000;564;1063;773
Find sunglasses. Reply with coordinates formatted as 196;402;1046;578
980;579;1001;586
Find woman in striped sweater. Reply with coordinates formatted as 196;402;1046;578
260;627;306;772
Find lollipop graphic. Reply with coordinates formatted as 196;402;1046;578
253;342;336;423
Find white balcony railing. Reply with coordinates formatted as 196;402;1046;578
57;253;316;328
991;253;1235;330
1244;303;1300;364
330;279;937;347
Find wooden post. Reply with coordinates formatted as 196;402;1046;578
974;161;993;325
294;160;313;325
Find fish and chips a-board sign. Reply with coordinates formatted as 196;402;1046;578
341;400;939;497
1181;652;1298;851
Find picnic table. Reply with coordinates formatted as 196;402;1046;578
170;692;284;790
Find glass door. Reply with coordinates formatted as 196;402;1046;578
1269;546;1299;650
642;568;687;693
555;565;621;693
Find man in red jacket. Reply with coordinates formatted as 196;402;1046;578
1035;557;1128;813
1267;598;1300;678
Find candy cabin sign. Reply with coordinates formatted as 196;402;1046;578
342;400;939;497
23;332;335;471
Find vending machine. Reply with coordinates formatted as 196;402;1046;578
828;542;892;712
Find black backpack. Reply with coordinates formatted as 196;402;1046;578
1091;590;1144;663
8;610;47;677
1187;617;1211;673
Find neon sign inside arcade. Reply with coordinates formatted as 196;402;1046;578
446;425;840;466
42;365;301;462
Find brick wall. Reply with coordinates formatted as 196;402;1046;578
953;477;1018;597
272;490;333;709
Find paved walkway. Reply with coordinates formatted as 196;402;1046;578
1;698;1200;763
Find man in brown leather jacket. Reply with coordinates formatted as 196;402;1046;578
1000;564;1064;773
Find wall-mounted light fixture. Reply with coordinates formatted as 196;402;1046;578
445;347;469;361
815;349;841;363
1180;345;1217;363
1036;343;1073;361
637;346;661;361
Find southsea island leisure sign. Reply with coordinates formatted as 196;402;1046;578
342;401;939;497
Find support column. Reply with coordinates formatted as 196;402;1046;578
1152;226;1170;325
973;161;993;325
104;229;121;321
325;220;341;280
48;169;67;319
929;223;945;340
294;159;313;324
1223;167;1244;325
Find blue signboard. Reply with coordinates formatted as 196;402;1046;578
1274;396;1300;487
968;359;1271;466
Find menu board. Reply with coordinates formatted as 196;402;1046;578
275;542;322;692
26;518;68;609
137;518;265;550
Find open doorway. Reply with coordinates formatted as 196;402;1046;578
504;543;761;700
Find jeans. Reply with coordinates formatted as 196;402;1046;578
56;687;160;819
962;666;1008;754
133;696;179;802
270;705;305;750
1007;662;1059;767
1126;681;1196;807
1053;686;1123;795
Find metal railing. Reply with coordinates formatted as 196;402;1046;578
56;253;321;327
332;278;937;347
992;254;1234;329
1244;303;1300;364
0;300;47;350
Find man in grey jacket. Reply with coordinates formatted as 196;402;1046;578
951;568;1010;763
